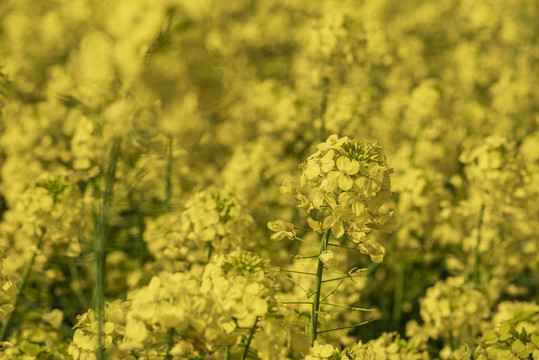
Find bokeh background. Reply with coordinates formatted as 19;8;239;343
0;0;538;359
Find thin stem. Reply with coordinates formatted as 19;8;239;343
165;136;173;205
320;280;343;303
391;261;404;328
294;237;320;248
68;258;88;310
323;267;350;277
278;269;317;276
472;204;485;287
225;345;230;360
238;346;261;360
284;276;310;296
280;301;313;305
165;328;175;360
242;317;258;360
310;229;330;345
319;76;329;141
94;137;119;360
320;302;372;312
322;275;354;283
317;320;372;334
0;227;46;341
294;254;320;259
207;242;214;260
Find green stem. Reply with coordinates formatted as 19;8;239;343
278;269;317;276
68;258;88;311
165;136;173;205
0;227;46;341
294;237;320;248
323;267;350;277
319;76;329;141
94;138;119;360
295;254;320;259
284;276;311;297
310;229;330;345
320;280;343;303
165;328;175;360
472;204;485;287
322;275;354;283
280;301;313;305
242;317;258;360
225;345;230;360
391;261;404;328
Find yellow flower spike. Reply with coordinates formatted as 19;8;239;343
276;135;394;345
267;220;296;241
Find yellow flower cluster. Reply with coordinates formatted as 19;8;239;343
367;332;427;360
69;251;279;359
0;256;16;322
69;301;131;360
144;189;255;271
0;308;66;359
407;276;490;349
275;134;396;263
304;339;375;360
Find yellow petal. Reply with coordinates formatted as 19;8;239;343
332;221;345;238
307;217;323;233
338;175;354;191
323;215;336;229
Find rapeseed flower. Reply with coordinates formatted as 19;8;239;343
306;341;336;360
267;219;296;241
326;156;360;191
